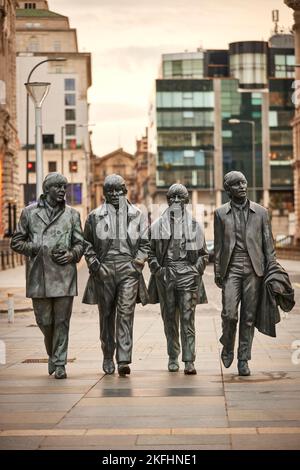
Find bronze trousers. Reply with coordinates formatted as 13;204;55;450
97;259;139;365
32;296;73;366
156;263;199;362
220;252;262;361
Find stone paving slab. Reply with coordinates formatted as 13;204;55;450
0;261;299;449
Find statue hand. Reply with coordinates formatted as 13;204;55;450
132;258;144;273
52;250;74;265
31;243;41;256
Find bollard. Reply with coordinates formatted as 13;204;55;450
7;293;14;323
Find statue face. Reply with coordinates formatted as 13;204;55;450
47;181;67;205
167;191;187;210
104;183;126;209
228;177;248;201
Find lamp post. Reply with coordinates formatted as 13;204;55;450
78;123;95;214
229;119;256;201
25;58;66;185
61;125;65;173
25;82;51;199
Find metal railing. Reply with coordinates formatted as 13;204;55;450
275;235;293;248
0;251;24;271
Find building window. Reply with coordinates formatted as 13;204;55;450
53;41;61;52
65;109;76;121
66;183;82;205
274;54;295;78
28;36;39;52
65;94;76;106
157;91;214;108
66;139;77;149
69;161;78;173
64;79;75;91
25;3;37;8
48;162;57;172
65;124;76;136
43;134;55;149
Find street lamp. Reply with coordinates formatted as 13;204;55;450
78;123;95;214
228;118;256;201
25;58;66;185
25;82;51;199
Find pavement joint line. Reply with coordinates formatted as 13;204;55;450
2;427;300;437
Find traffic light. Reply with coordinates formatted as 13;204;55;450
27;162;36;172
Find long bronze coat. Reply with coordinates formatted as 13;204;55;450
11;199;84;298
82;201;150;305
214;200;276;281
148;208;208;304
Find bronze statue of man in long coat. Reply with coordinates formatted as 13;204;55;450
11;172;84;379
214;171;276;376
83;174;150;376
148;184;208;375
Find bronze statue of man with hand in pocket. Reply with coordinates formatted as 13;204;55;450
148;184;208;375
83;174;149;376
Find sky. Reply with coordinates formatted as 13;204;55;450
49;0;294;157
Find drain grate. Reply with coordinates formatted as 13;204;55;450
22;358;76;363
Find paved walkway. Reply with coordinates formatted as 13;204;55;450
0;260;300;450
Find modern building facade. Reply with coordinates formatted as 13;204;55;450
0;0;19;240
15;1;92;220
285;0;300;245
149;33;295;238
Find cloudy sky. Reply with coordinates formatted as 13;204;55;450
50;0;293;156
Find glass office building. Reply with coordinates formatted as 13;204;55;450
149;35;295;230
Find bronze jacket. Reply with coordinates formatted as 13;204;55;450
82;201;150;305
214;200;276;281
148;208;208;304
11;198;84;298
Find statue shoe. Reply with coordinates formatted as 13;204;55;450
184;362;197;375
118;363;131;377
238;360;251;376
103;359;115;375
221;348;234;368
168;358;179;372
55;366;67;379
48;359;56;376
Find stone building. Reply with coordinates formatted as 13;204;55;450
0;0;19;240
16;0;92;220
91;148;137;208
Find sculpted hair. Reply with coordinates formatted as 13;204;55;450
103;174;127;194
42;172;68;194
223;171;247;195
166;184;189;203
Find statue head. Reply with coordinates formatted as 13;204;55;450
166;183;189;211
103;174;127;209
42;172;68;205
223;171;248;202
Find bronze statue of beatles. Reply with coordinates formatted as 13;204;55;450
148;184;208;375
214;171;277;376
11;173;84;379
83;174;150;376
